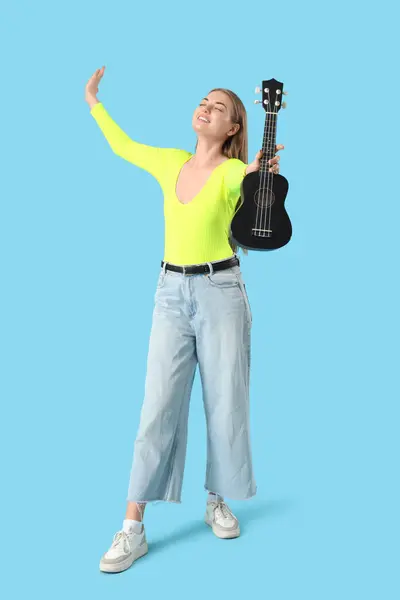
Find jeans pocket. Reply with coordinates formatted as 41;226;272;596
156;270;167;289
206;267;239;289
237;278;252;326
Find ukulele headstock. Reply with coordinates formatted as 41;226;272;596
255;79;287;113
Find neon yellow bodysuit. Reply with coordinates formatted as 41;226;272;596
90;102;248;265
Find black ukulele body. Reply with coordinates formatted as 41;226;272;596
230;170;291;251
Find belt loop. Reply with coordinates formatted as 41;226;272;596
182;265;186;275
207;261;214;276
162;261;168;275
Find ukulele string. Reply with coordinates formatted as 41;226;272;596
259;88;272;237
255;91;269;237
262;102;271;237
263;97;277;238
267;107;277;237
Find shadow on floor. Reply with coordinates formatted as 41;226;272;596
148;497;295;555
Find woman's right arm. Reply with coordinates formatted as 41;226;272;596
85;67;170;184
89;101;170;183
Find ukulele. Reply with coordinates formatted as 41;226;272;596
230;78;292;251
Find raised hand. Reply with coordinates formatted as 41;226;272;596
85;66;106;103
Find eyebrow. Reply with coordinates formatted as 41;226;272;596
202;97;227;109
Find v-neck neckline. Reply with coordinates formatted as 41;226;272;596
174;155;230;206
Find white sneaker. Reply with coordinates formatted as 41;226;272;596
99;525;148;573
205;500;240;539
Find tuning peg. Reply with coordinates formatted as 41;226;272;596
254;99;262;104
281;102;287;108
255;86;261;93
283;91;288;95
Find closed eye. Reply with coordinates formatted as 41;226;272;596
199;103;223;112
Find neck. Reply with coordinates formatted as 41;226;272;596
193;137;226;167
260;112;278;173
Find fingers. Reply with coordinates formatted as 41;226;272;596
260;144;283;164
253;146;282;173
255;145;283;170
269;155;280;173
93;66;105;79
268;156;280;166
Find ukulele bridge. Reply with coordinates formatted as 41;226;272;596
252;228;272;238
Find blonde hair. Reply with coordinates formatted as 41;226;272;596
195;88;249;257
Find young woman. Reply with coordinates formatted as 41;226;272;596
85;66;283;573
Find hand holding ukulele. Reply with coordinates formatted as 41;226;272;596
246;146;284;176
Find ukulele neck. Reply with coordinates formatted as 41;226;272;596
260;112;278;174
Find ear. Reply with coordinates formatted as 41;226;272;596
227;123;240;137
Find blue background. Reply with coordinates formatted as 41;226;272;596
1;0;399;598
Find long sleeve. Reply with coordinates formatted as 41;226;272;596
90;102;171;185
224;158;248;212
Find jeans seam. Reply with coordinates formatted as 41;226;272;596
164;367;193;499
157;272;167;289
236;275;252;327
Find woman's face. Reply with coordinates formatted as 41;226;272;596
192;90;239;141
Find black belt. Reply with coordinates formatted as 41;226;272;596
161;255;239;275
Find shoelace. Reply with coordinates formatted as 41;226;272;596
111;531;130;553
214;500;235;521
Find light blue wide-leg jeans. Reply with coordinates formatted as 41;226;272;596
126;256;257;505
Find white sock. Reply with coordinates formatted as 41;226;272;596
207;491;224;503
123;518;143;534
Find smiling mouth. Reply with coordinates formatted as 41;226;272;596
197;116;210;123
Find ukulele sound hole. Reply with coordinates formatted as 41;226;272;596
255;187;275;209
